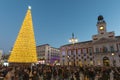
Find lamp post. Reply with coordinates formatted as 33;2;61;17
67;56;70;66
69;33;78;67
112;53;115;66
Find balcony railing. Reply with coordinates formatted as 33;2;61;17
93;50;119;54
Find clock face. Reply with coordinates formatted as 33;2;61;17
99;26;104;30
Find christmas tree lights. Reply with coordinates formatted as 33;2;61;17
8;7;37;63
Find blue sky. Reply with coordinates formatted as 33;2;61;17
0;0;120;53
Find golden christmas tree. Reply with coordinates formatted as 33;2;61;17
8;6;37;63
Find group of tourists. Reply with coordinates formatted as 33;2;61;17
0;64;120;80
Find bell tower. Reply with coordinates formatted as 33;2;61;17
96;15;107;34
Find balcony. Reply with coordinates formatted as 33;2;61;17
93;50;119;54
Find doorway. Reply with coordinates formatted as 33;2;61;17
103;56;110;66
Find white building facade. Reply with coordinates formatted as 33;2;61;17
37;44;60;65
60;15;120;67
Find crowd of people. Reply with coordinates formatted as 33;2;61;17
0;64;120;80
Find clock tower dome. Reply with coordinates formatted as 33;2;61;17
97;15;107;34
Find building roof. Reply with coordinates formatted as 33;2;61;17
51;47;60;50
37;36;120;48
60;40;92;47
60;36;120;48
37;44;59;50
37;44;49;47
115;36;120;39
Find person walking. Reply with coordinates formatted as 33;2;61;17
4;68;15;80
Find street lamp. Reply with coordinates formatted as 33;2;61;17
69;33;78;44
112;53;115;66
69;33;78;67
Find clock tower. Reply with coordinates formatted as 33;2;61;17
92;15;115;41
97;15;107;34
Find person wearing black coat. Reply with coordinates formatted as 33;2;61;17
74;70;80;80
22;69;29;80
32;70;39;80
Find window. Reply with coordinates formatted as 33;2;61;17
84;54;86;56
81;57;83;59
68;50;71;55
78;49;81;55
83;49;87;53
89;48;92;55
90;53;92;56
88;48;92;53
96;48;99;53
110;46;114;52
84;59;86;61
74;55;75;57
76;57;78;59
87;56;89;59
62;51;65;56
119;55;120;57
103;46;108;52
73;50;76;55
90;58;92;61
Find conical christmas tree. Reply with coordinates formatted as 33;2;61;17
8;6;37;63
